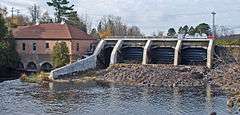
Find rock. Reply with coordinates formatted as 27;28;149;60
210;112;217;115
191;72;205;79
227;97;234;108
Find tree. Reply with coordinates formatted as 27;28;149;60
127;26;142;36
28;4;40;24
195;23;211;35
6;15;30;28
90;28;100;39
0;15;19;73
65;11;87;32
216;25;234;37
98;15;142;38
47;0;74;23
157;31;164;37
52;42;70;68
97;21;102;33
167;28;176;37
178;26;183;34
0;7;7;17
98;15;127;36
182;25;189;35
40;11;53;23
188;26;195;35
0;14;8;38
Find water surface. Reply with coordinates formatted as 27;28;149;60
0;79;234;115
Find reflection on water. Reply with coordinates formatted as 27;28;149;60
0;79;232;115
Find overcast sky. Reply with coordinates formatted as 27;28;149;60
1;0;240;35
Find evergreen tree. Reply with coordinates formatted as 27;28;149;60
167;28;176;37
195;23;211;35
52;42;70;68
0;14;8;39
182;25;189;35
178;26;183;34
66;11;87;32
47;0;74;22
0;14;19;72
188;26;196;35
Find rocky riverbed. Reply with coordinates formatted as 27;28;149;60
96;64;210;87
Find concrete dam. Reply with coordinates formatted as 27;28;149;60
50;37;214;79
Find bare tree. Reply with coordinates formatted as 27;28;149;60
127;26;142;36
28;4;40;24
157;31;164;37
40;11;53;23
216;25;234;37
80;14;92;34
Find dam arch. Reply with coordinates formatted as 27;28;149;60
149;47;175;64
118;47;144;64
181;47;207;65
97;46;114;69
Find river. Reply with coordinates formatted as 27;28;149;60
0;79;235;115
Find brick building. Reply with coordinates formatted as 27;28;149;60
13;23;96;72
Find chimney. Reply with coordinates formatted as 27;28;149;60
61;19;65;25
35;19;40;25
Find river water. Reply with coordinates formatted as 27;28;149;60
0;79;235;115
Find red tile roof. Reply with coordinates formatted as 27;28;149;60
13;23;96;40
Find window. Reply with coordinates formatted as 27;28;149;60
33;43;36;51
22;43;25;51
77;43;80;51
45;43;49;49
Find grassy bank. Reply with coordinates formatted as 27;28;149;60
20;72;51;83
215;38;240;45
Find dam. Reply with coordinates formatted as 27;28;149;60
50;36;214;79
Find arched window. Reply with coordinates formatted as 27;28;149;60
33;43;36;51
17;62;24;69
26;62;37;71
40;62;53;72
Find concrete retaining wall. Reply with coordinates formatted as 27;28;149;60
49;40;106;79
49;55;97;79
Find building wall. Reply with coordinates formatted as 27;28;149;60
70;40;96;61
16;40;72;55
16;39;95;71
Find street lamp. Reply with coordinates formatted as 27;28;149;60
211;12;216;38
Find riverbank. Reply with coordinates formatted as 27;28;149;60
20;72;51;83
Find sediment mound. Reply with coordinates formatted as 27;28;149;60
210;64;240;94
97;64;210;87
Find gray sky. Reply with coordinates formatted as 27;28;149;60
1;0;240;35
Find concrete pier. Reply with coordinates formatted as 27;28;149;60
174;40;182;66
110;40;123;64
142;40;152;64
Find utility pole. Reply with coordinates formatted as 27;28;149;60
211;11;216;38
11;7;14;23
